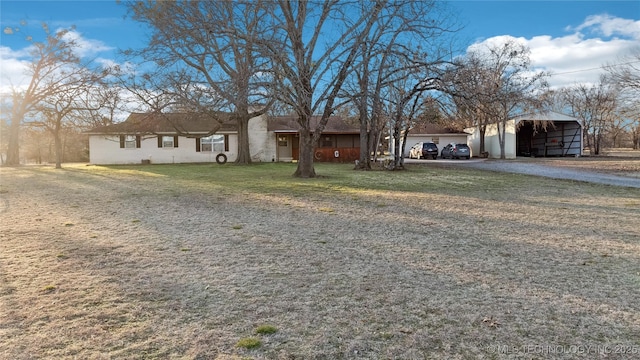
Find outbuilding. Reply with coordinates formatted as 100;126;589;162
466;111;583;159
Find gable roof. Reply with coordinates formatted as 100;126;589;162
512;111;581;124
268;115;359;134
409;122;468;135
86;112;237;135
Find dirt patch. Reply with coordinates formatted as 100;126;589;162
1;165;639;359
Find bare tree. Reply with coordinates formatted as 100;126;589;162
83;85;126;128
605;48;640;149
618;93;640;149
562;81;618;155
605;48;640;92
2;24;86;166
116;65;227;136
257;0;384;177
454;40;548;159
124;0;274;164
442;52;493;156
31;68;109;168
387;68;447;168
345;0;457;170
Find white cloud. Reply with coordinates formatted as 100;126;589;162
59;29;114;58
570;14;640;40
0;46;31;92
0;30;117;94
469;15;640;89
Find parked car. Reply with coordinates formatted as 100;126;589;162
441;143;471;159
409;142;439;159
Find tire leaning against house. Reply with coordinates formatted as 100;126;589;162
216;153;228;164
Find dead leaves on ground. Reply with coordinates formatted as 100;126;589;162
482;316;501;328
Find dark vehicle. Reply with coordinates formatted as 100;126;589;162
409;142;439;160
441;143;471;159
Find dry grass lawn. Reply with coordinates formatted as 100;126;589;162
1;162;639;359
528;155;640;179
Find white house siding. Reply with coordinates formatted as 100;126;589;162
248;115;276;162
402;134;470;157
89;134;238;165
467;120;517;159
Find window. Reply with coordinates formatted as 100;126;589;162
200;135;225;152
119;135;140;148
278;136;288;147
321;135;334;148
163;136;174;148
158;135;178;148
124;135;137;148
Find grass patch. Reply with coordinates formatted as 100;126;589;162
236;337;261;349
42;285;57;293
57;162;546;200
232;224;243;230
255;324;278;335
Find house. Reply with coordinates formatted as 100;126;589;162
401;123;470;158
85;112;360;164
86;112;247;164
466;111;583;159
268;115;360;163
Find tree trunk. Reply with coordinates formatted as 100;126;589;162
293;127;316;178
356;117;371;170
594;130;602;155
399;127;409;167
372;128;383;162
479;125;486;155
54;130;63;169
5;118;21;166
498;120;506;159
390;124;405;170
235;114;252;164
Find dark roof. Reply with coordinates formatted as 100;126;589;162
268;115;359;134
86;112;237;135
409;122;466;135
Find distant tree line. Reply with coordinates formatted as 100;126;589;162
2;1;639;170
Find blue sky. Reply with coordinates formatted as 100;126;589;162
1;0;639;91
451;1;639;41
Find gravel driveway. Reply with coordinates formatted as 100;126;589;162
453;159;640;188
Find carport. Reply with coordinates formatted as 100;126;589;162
514;112;583;157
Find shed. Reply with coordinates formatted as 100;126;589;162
466;111;583;159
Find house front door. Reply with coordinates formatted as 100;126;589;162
277;134;296;161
